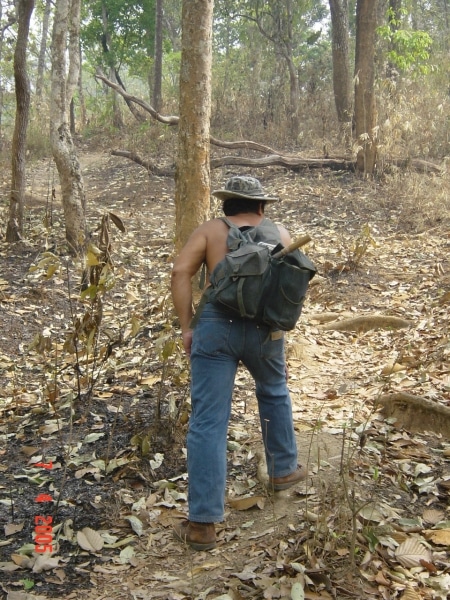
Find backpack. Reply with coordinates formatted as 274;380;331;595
201;217;316;331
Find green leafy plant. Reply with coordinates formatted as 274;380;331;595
377;8;433;77
19;579;35;591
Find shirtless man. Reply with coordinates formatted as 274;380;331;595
171;176;307;551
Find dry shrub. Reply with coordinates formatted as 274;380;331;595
379;169;450;233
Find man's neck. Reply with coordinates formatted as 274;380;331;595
224;210;265;228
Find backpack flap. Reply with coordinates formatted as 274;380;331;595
209;243;270;318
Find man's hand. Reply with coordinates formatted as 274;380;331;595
182;330;193;356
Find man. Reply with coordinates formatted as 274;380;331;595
170;176;307;551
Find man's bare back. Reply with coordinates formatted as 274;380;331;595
171;211;291;351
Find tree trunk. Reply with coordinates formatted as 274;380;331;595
78;41;87;128
387;0;402;78
354;0;378;175
5;0;34;243
284;0;299;137
50;0;87;254
175;0;214;251
35;0;51;100
0;8;17;151
329;0;352;145
153;0;163;112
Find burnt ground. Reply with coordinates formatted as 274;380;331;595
0;147;450;600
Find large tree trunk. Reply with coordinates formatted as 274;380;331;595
174;0;214;251
354;0;378;175
50;0;87;255
329;0;352;145
5;0;34;243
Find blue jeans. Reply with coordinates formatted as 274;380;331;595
187;303;298;523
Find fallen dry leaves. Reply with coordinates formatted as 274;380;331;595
0;154;449;599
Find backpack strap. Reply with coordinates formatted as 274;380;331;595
219;216;281;246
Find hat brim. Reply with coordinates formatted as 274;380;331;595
212;190;279;202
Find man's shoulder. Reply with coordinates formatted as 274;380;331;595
197;218;228;233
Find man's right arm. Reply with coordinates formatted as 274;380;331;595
171;227;208;355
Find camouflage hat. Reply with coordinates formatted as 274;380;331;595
212;176;279;202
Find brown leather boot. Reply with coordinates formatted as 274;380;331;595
268;464;308;491
173;520;216;551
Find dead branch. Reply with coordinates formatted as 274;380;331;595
111;150;174;177
390;158;444;175
96;71;445;177
95;70;179;126
210;154;355;171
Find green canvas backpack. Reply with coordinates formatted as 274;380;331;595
201;217;316;331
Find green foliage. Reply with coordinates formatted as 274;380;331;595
81;0;156;77
377;8;433;76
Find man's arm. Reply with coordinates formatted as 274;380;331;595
171;227;208;355
276;223;292;246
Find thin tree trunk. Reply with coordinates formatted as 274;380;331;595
354;0;378;175
35;0;51;100
0;10;18;151
78;40;87;128
6;0;35;242
175;0;214;250
153;0;163;112
329;0;352;146
50;0;87;254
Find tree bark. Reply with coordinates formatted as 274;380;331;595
174;0;214;251
6;0;34;243
50;0;87;255
153;0;163;112
329;0;352;145
35;0;51;100
354;0;378;175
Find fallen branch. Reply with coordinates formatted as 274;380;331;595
210;154;355;171
111;150;174;177
319;315;412;333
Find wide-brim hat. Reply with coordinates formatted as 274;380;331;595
212;176;279;202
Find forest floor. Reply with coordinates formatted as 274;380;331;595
0;144;450;600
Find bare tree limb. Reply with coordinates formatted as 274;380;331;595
111;150;174;177
95;70;179;125
96;71;445;178
95;70;281;155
